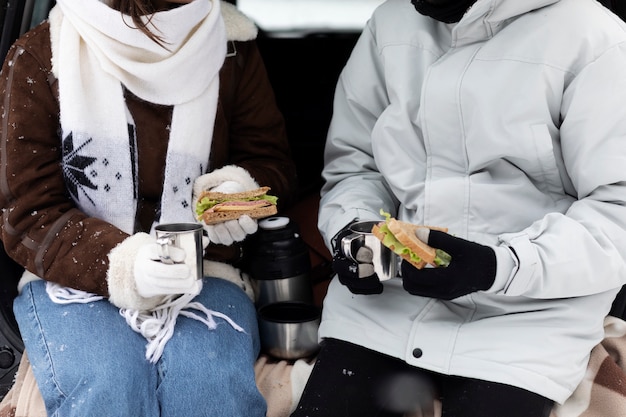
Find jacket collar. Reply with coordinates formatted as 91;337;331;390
449;0;561;46
221;1;258;41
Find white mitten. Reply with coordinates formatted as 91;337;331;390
134;243;200;298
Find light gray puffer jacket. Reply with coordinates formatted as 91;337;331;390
318;0;626;403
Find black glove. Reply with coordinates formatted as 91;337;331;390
331;224;384;295
401;230;496;300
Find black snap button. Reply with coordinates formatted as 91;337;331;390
412;348;423;358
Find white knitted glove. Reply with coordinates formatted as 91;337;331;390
108;233;199;311
192;165;261;245
211;180;246;194
204;215;258;246
134;243;200;298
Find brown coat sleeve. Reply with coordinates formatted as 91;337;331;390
0;23;127;296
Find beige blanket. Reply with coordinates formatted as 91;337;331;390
3;316;626;417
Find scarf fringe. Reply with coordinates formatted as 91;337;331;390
46;282;104;304
46;281;245;363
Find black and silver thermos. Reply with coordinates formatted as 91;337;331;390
247;216;313;308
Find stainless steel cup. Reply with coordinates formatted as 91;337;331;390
154;223;204;280
257;302;321;360
341;220;398;281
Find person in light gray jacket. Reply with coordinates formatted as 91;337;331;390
292;0;626;416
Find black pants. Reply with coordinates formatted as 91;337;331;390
291;339;554;417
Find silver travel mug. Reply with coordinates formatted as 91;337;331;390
154;223;204;280
341;220;398;281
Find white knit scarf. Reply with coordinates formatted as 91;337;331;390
50;0;225;230
47;0;244;362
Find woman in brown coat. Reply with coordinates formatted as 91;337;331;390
0;0;296;415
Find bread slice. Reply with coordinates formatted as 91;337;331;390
199;204;277;225
197;186;272;202
372;219;448;269
372;223;427;269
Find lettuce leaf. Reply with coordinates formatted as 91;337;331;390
434;249;451;267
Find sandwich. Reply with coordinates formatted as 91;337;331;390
372;210;451;269
195;186;278;225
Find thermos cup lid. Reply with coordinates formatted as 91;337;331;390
259;216;290;230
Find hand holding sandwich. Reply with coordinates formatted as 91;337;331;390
401;230;496;300
197;180;256;245
192;166;277;245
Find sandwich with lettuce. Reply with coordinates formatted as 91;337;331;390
195;186;278;225
372;210;451;269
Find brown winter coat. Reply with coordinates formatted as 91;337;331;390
0;20;297;297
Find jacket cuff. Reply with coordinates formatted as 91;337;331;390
486;245;519;294
203;259;256;302
107;233;164;311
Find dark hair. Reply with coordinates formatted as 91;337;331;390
109;0;166;46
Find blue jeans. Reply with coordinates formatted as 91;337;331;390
14;277;267;417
